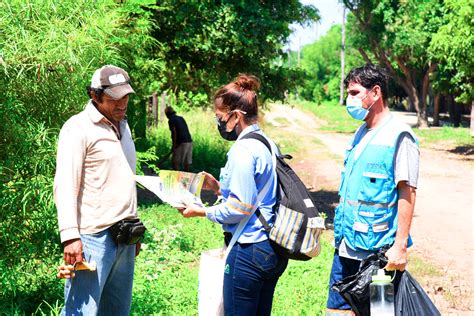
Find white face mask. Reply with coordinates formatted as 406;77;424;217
346;89;374;120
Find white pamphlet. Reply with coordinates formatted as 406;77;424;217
136;170;204;208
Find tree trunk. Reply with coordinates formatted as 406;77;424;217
446;95;461;127
417;63;436;128
470;101;474;136
160;91;167;124
404;86;426;127
402;82;420;113
393;57;419;112
417;104;429;128
397;76;428;127
357;48;372;64
433;93;441;126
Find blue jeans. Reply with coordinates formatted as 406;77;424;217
61;230;136;316
326;250;361;314
223;239;288;316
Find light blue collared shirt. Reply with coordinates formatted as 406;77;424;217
206;124;278;244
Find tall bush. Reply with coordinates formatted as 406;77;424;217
0;0;159;312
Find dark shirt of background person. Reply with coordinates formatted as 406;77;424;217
165;106;193;171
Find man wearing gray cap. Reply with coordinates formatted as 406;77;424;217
54;65;145;315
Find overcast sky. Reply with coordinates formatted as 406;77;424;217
286;0;344;51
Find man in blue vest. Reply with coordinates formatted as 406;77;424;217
326;64;419;315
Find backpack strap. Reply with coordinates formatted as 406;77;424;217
241;132;272;153
240;132;276;233
225;168;273;256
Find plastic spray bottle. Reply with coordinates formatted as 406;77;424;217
370;269;395;316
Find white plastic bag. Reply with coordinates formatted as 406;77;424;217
198;248;225;316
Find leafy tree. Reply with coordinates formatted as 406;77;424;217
429;0;473;104
343;0;444;127
149;0;319;101
429;0;473;127
299;24;363;104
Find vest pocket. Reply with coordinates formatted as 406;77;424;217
352;208;390;250
333;205;343;243
357;171;390;203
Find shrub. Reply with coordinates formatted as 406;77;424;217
0;104;63;311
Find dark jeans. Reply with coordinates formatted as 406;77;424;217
224;239;288;316
326;250;362;312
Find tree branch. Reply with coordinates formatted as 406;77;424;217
395;57;414;87
357;48;372;64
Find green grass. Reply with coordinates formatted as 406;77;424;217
295;99;474;149
295;99;360;134
131;204;223;315
414;126;474;147
406;254;443;279
130;204;333;315
272;238;332;315
265;126;299;154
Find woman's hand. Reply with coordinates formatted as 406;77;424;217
200;171;220;195
179;204;207;218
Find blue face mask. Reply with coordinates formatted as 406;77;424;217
346;90;374;120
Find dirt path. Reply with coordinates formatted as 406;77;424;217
263;103;474;315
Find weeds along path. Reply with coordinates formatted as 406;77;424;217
262;103;341;189
263;103;474;314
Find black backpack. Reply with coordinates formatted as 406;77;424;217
242;132;325;261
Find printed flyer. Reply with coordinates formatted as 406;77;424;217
136;170;204;208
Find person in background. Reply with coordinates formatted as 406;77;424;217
326;64;419;315
54;65;144;315
176;74;288;315
165;106;193;171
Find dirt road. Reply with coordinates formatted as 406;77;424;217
263;103;474;315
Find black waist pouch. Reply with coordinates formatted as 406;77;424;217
109;218;146;245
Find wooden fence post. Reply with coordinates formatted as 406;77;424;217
147;92;158;128
160;91;167;124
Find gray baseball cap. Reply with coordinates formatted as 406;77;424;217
90;65;135;99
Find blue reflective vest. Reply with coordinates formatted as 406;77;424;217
334;115;417;251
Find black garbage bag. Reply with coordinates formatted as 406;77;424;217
332;252;387;316
395;270;441;316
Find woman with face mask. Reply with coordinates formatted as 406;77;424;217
178;74;288;316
